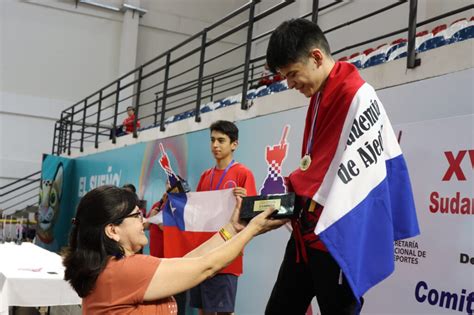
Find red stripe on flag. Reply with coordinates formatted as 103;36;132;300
290;61;365;199
163;226;243;275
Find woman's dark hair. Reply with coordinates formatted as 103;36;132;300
266;18;331;73
63;185;138;297
210;120;239;143
122;183;137;193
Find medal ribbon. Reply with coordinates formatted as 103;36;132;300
209;160;235;190
305;92;322;156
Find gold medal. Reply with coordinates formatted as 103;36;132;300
300;155;311;171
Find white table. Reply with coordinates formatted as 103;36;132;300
0;242;81;314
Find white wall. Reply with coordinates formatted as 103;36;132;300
0;0;248;202
0;0;123;191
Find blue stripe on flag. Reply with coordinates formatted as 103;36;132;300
163;193;187;231
319;154;419;300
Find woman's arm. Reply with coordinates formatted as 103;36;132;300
182;196;245;259
142;202;287;301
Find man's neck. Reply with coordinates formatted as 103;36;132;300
215;155;234;170
319;60;336;93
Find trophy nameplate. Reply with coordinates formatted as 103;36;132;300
240;193;298;221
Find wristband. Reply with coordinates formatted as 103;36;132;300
219;227;233;241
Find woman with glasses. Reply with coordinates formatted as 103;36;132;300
63;185;287;314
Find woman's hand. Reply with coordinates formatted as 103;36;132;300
228;196;288;237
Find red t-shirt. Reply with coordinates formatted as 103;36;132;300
197;162;257;275
196;163;257;195
123;114;141;133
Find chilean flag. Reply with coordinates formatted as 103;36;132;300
162;188;242;274
288;62;420;302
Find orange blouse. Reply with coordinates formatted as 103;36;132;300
82;255;177;314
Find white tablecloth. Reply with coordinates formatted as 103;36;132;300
0;242;81;314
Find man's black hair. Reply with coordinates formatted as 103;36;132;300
266;18;331;73
126;106;134;111
210;120;238;143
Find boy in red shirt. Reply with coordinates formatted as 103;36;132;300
122;106;141;134
190;120;257;315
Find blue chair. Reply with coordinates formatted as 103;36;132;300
216;94;241;109
200;104;213;113
256;86;270;98
450;25;474;42
210;100;222;110
385;39;407;61
447;18;473;43
393;49;407;61
363;44;388;68
347;53;365;69
246;89;257;100
183;110;195;119
213;102;223;110
417;25;447;53
220;97;235;107
172;113;183;122
164;115;175;124
268;80;288;93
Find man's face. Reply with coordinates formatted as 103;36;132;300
127;108;134;117
278;50;326;98
210;130;237;161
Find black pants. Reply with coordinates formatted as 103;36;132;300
174;291;187;315
265;237;362;315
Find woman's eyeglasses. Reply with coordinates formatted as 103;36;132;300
116;211;144;223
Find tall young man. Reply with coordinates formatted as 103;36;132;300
190;120;257;315
264;19;418;314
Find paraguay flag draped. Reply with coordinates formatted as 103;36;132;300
288;62;420;301
163;188;242;274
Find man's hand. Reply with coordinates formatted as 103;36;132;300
233;187;247;198
161;192;169;204
149;207;159;217
229;196;247;233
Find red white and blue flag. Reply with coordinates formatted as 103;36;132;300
162;188;242;274
288;62;420;301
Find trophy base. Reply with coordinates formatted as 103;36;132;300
240;193;300;221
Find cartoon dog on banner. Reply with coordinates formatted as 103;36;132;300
36;163;63;250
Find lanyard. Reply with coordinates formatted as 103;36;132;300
305;92;322;156
209;160;235;190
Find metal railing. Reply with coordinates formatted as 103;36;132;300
53;0;296;156
0;171;41;215
52;0;473;156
